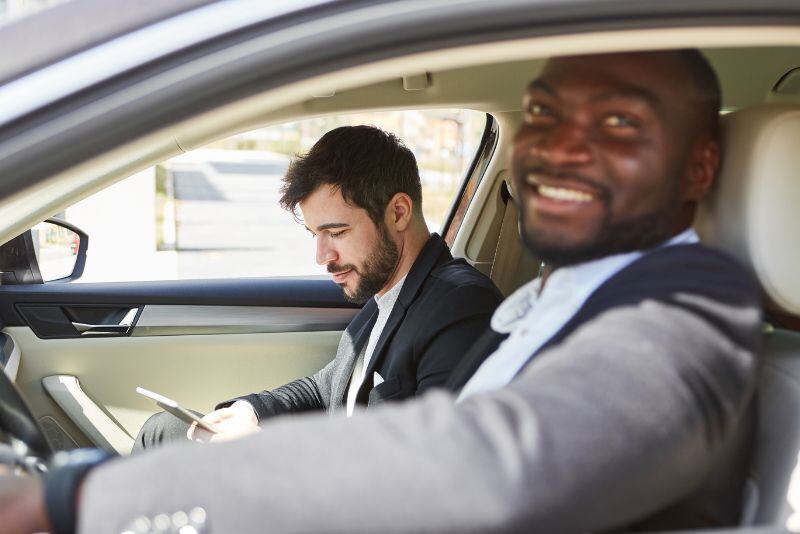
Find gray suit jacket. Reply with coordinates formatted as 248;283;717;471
79;244;761;533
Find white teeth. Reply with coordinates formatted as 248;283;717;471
537;184;593;203
525;174;595;202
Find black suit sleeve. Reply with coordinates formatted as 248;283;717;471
414;284;502;394
215;359;332;420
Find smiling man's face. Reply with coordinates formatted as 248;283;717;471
512;52;714;266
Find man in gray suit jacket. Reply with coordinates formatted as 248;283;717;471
2;50;762;533
135;125;502;447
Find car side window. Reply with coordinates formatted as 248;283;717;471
44;110;487;283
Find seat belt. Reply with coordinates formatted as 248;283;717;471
490;181;521;296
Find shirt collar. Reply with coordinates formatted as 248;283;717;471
665;227;700;246
490;228;699;333
374;274;407;315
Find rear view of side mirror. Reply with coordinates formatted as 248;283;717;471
0;218;88;284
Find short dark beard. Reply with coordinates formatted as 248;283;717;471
330;223;399;304
521;180;683;267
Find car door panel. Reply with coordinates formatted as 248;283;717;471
14;302;355;339
0;278;358;452
10;328;344;452
131;304;355;337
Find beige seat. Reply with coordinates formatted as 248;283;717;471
695;104;800;529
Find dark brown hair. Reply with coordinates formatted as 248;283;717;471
280;125;422;224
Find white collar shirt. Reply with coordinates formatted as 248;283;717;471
457;229;700;402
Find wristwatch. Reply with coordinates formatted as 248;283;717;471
44;448;112;534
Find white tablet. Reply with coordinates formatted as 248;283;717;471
136;387;219;433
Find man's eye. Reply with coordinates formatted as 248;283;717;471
524;103;556;124
330;230;346;238
603;114;637;129
530;104;550;116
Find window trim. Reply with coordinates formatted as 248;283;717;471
443;114;497;247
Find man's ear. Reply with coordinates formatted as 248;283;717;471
385;192;414;232
684;139;720;202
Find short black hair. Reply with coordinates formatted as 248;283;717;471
280;125;422;225
676;49;722;141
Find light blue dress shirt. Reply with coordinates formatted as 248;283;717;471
457;229;700;401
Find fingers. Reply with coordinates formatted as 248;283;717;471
187;407;239;442
186;421;198;441
186;420;215;442
187;422;214;443
209;424;261;443
187;405;258;443
200;408;233;425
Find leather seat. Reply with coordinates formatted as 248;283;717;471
695;104;800;529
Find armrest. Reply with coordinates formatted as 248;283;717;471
42;375;133;454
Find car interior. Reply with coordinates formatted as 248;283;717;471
0;12;799;531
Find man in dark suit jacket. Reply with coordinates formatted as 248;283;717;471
2;50;764;534
226;232;500;417
134;125;501;447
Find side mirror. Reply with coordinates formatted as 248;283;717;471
0;219;88;284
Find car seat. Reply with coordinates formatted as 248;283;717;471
694;104;800;529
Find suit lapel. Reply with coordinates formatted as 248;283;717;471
358;234;451;396
359;298;407;391
330;302;378;407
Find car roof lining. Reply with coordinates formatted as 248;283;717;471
174;41;800;151
171;44;800;151
1;25;800;247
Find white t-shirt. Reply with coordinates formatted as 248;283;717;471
346;275;407;416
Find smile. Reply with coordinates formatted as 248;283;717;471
525;174;596;203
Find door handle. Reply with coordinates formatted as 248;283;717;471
71;307;139;336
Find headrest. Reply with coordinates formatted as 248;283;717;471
695;104;800;315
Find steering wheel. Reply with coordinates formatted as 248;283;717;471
0;367;52;461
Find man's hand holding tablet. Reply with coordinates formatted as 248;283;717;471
136;387;259;443
187;400;260;443
135;386;219;431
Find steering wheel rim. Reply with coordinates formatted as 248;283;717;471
0;368;52;458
